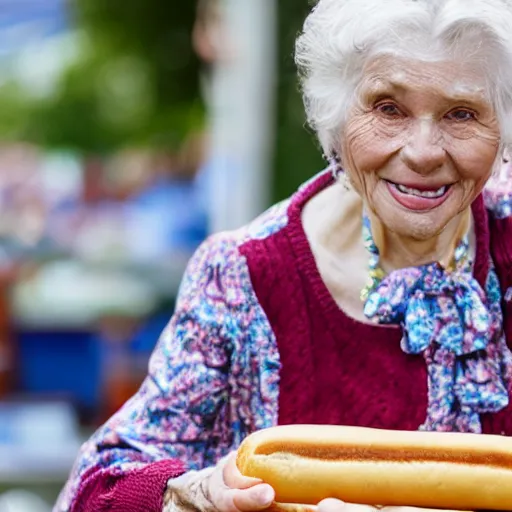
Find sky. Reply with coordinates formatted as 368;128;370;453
0;0;68;57
0;0;76;95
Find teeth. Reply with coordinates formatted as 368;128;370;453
395;183;447;198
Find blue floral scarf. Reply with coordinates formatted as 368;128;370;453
362;214;512;433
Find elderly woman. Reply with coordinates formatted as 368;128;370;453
55;0;512;511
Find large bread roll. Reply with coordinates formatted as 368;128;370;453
236;425;512;511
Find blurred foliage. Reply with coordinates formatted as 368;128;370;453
69;0;204;149
273;0;324;201
0;81;31;140
5;0;204;154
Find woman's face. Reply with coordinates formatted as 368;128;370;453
342;55;501;241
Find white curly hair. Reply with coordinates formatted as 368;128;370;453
295;0;512;158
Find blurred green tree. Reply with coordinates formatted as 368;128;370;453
0;81;32;140
23;0;204;154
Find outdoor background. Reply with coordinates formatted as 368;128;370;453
0;0;324;510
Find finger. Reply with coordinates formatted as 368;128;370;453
318;500;378;512
231;484;276;511
223;452;263;490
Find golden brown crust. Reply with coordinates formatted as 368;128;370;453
236;425;512;511
265;503;317;512
253;439;512;467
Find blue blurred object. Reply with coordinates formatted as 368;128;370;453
125;177;208;260
15;329;101;412
130;311;172;354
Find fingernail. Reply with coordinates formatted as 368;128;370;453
258;487;274;506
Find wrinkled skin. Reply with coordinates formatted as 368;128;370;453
207;454;275;512
164;453;275;512
342;55;500;269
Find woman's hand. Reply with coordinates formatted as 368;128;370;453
164;452;275;512
317;500;465;512
207;452;275;511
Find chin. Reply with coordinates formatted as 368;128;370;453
383;213;451;241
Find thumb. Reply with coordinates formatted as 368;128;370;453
223;452;263;490
231;484;275;511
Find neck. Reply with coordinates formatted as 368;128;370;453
369;209;472;272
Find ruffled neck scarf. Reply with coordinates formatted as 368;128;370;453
361;213;512;433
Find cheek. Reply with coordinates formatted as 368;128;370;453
447;136;498;186
343;115;405;182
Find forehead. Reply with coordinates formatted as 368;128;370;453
361;55;489;103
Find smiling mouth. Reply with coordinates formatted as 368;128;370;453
384;180;453;211
386;181;450;198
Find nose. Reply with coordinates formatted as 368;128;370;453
400;119;446;175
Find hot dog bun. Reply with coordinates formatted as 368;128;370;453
236;425;512;511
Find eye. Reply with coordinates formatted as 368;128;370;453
375;102;402;118
445;108;476;122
